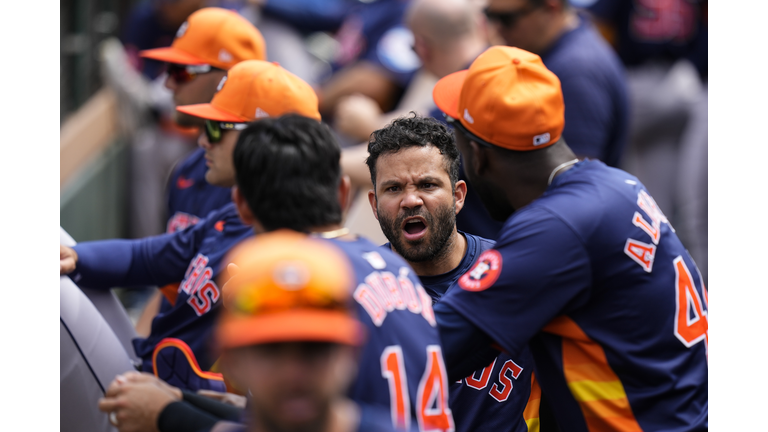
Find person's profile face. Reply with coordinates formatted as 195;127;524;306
372;145;458;263
485;0;548;53
199;129;239;187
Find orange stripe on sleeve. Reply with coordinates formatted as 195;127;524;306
523;372;541;432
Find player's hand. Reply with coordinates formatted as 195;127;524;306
197;389;248;408
334;94;383;142
119;371;183;400
60;245;78;275
98;372;181;432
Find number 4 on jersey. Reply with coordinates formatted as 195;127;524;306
673;256;708;358
381;345;455;432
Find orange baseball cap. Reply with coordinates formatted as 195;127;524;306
139;7;266;70
176;60;321;123
215;230;365;349
433;46;565;151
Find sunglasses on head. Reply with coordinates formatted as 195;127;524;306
166;63;217;84
205;120;248;143
483;3;540;28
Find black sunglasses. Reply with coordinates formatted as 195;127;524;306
204;120;248;144
167;63;219;84
483;4;540;28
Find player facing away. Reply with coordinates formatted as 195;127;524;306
230;114;453;431
431;46;708;431
59;61;322;391
366;114;542;432
139;7;267;232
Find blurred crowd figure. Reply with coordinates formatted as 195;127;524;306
100;0;707;297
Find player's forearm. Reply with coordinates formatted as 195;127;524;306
70;240;137;289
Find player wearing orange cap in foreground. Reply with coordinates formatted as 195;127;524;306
59;61;321;392
431;46;708;430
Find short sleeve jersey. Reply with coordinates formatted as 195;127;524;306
71;203;254;373
327;236;454;432
441;160;708;431
166;148;233;234
540;15;629;168
410;232;539;432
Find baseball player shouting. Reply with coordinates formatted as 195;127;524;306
230;114;453;431
89;114;452;432
59;61;321;392
366;114;542;432
431;46;708;431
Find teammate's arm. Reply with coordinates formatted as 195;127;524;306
434;301;501;382
61;211;215;289
440;209;593;358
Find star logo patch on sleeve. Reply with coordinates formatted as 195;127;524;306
459;250;502;292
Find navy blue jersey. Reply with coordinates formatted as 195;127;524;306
401;232;539;432
586;0;708;79
439;160;708;431
540;15;629;168
70;203;254;374
327;236;454;432
166;148;233;233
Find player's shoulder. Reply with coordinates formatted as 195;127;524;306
329;236;411;271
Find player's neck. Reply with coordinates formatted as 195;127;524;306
407;229;467;277
309;224;355;240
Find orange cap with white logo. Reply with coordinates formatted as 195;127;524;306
215;230;364;349
176;60;322;122
433;46;565;150
139;7;266;70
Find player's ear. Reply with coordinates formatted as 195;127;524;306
338;175;353;215
367;189;379;220
232;186;256;226
453;180;467;215
468;140;490;176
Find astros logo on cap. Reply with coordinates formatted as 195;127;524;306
176;60;321;123
215;230;364;349
140;7;266;70
433;46;565;151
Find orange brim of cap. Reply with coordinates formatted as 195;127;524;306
139;46;208;65
432;69;468;120
216;309;366;349
176;103;247;122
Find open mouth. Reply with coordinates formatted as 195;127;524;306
402;217;428;241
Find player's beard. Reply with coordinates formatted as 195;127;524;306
379;201;456;263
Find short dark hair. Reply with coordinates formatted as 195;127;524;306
366;113;460;189
233;114;342;232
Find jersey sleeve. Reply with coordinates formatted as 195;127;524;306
434;301;500;382
71;212;215;289
439;207;593;358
